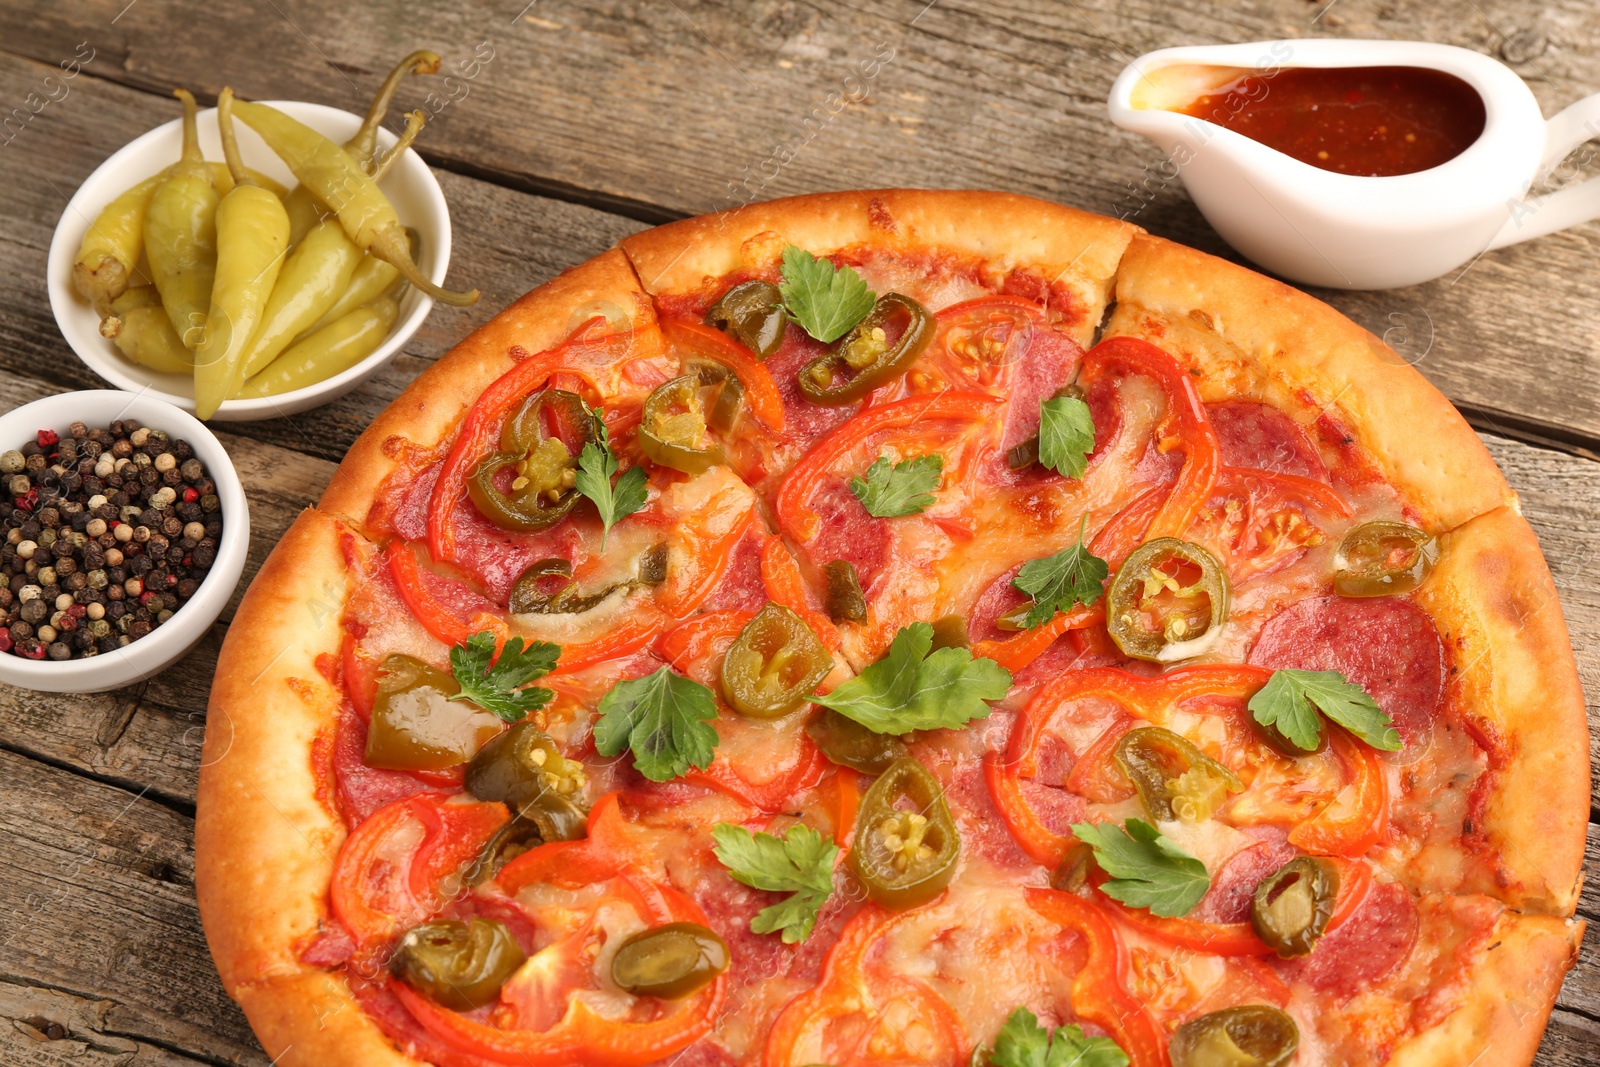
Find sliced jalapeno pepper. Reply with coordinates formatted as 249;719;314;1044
1114;726;1243;823
721;604;832;719
1250;856;1339;958
465;720;589;817
822;560;868;623
851;758;960;909
637;542;670;585
1106;538;1230;662
1169;1005;1300;1067
1050;840;1096;893
468;389;600;531
610;921;730;999
639;374;726;474
928;613;970;651
705;279;786;357
1333;520;1439;597
807;708;909;775
462;812;548;886
798;293;934;405
391;918;526;1010
365;655;504;771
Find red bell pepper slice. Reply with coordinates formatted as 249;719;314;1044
385;539;508;650
763;904;970;1067
495;791;639;893
759;535;842;651
1079;337;1220;540
662;319;785;431
427;322;642;564
986;666;1272;866
1024;888;1168;1067
1287;726;1389;857
657;609;754;673
775;390;1003;543
329;794;509;947
654;505;760;619
1093;856;1374;956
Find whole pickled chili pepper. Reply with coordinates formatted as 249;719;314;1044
144;89;219;349
237;295;398;397
74;173;161;318
192;88;291;419
230;98;479;307
103;286;192;376
283;49;441;242
303;230;410;335
237;219;364;379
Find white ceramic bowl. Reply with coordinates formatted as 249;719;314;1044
0;390;250;693
47;100;451;421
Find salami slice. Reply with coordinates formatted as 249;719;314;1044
1279;880;1419;993
1191;831;1298;924
1248;595;1446;744
1207;400;1328;481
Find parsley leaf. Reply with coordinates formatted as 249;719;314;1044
985;1007;1130;1067
711;822;838;943
849;453;944;517
1011;514;1110;628
1248;668;1401;752
447;630;560;723
812;621;1012;734
1072;818;1209;918
573;413;648;552
777;245;876;343
1037;395;1096;480
592;666;719;781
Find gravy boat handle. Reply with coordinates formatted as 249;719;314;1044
1488;91;1600;250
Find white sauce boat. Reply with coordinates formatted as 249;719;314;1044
1108;39;1600;289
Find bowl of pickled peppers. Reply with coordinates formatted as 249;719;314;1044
48;52;479;421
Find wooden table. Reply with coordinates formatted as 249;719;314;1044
0;2;1595;1063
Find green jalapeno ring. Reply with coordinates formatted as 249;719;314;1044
1106;537;1230;662
1333;519;1439;598
610;921;730;999
705;280;786;357
798;293;934;405
462;815;547;887
1250;856;1340;959
928;614;970;651
850;758;960;910
365;654;504;772
721;604;832;719
1169;1004;1300;1067
1050;840;1096;893
639;374;726;475
1114;726;1243;824
468;389;600;532
466;720;590;815
822;560;868;623
807;708;910;775
390;918;527;1010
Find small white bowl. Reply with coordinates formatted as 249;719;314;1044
0;390;250;693
47;100;451;421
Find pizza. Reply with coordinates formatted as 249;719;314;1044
194;190;1588;1067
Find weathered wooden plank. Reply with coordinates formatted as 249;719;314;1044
1536;1009;1600;1067
2;2;1598;444
0;49;643;463
0;980;216;1066
0;749;267;1066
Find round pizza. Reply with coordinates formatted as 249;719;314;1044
194;190;1588;1067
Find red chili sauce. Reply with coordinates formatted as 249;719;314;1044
1179;66;1486;177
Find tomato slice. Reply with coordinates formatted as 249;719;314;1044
329;794;509;947
913;296;1052;393
763;905;970;1067
986;666;1272;866
1024;888;1168;1067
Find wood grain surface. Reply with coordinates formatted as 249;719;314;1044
0;3;1593;1064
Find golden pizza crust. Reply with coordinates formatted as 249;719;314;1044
317;247;656;534
232;972;420;1067
619;189;1138;347
1387;911;1582;1067
1104;234;1514;532
1410;506;1590;915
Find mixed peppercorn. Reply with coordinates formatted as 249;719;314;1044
0;419;223;661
